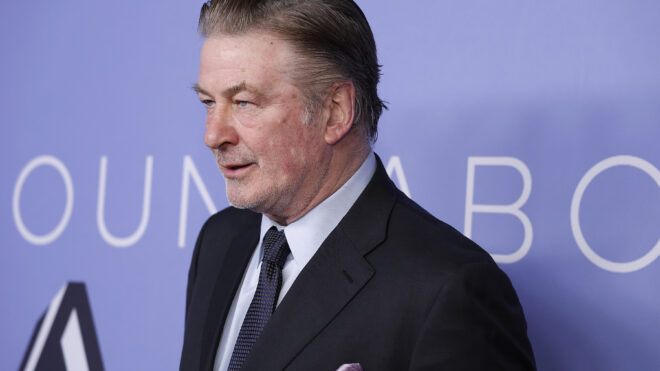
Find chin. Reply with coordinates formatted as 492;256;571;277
226;187;264;212
224;177;293;214
226;193;255;210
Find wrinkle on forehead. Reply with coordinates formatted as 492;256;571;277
199;32;301;96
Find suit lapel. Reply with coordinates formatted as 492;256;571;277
201;212;261;371
242;156;399;370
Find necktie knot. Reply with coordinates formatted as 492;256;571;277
261;227;289;269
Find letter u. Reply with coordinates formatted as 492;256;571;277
97;156;153;247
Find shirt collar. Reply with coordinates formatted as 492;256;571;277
259;152;376;270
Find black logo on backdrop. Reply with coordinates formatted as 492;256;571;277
20;282;104;371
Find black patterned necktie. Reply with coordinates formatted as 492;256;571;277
228;227;290;371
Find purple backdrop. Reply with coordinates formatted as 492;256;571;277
2;0;659;369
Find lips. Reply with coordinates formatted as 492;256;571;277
220;162;255;178
225;163;251;170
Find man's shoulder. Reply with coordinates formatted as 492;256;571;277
385;190;495;270
206;206;259;227
196;206;260;243
350;161;495;271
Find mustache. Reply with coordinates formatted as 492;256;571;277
213;149;256;166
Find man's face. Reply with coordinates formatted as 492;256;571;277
196;32;330;221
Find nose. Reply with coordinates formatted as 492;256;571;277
204;105;238;149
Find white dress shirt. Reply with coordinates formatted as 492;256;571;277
213;152;376;371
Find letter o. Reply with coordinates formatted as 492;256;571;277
570;155;660;273
12;155;74;245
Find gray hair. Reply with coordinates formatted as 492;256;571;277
198;0;386;141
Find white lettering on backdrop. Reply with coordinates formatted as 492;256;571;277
12;154;659;273
571;155;660;273
464;157;533;264
178;155;218;248
97;156;153;248
12;155;74;245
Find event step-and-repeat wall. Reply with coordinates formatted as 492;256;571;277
2;1;659;370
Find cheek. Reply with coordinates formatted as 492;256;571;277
264;134;309;176
234;112;258;128
259;136;295;170
259;105;322;174
278;142;303;173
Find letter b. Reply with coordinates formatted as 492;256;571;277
464;157;533;263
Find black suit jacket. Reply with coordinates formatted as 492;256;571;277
180;156;536;370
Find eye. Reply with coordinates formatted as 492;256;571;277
235;100;252;108
201;99;215;107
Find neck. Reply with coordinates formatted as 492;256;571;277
265;134;371;226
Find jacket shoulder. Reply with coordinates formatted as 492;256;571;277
191;207;260;270
203;206;258;230
386;190;496;269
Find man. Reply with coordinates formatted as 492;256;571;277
180;0;536;370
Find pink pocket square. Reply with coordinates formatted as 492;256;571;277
336;363;363;371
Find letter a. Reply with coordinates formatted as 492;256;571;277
386;156;411;198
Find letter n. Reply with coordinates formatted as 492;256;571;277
178;156;218;248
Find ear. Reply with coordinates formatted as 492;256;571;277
324;81;355;145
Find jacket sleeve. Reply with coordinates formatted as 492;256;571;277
408;261;536;370
185;218;209;322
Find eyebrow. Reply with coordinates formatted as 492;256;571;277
221;81;248;98
192;83;210;96
192;81;255;99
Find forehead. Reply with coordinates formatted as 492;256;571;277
198;32;299;91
